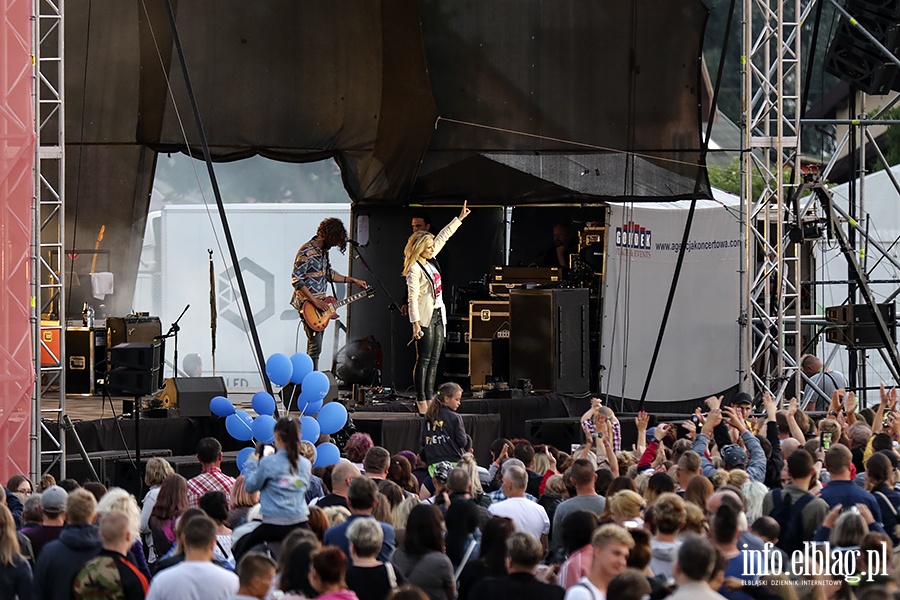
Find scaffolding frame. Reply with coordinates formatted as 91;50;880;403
31;0;66;481
741;0;809;401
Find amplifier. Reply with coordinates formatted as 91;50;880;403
107;316;162;347
469;300;510;341
491;266;561;284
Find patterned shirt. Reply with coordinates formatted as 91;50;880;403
186;466;236;508
292;237;331;299
487;488;538;503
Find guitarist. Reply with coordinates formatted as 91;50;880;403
291;218;368;369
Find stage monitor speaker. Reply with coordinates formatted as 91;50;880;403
510;288;590;394
108;342;162;372
158;377;228;417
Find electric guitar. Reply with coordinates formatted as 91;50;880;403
301;287;376;331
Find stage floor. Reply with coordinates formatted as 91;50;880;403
41;391;589;468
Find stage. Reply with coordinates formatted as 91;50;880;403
42;392;591;483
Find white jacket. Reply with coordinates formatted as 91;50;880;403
406;217;461;328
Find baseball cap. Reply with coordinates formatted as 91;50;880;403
731;392;753;407
429;461;453;483
721;444;748;470
41;485;68;513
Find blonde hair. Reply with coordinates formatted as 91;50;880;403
683;503;709;535
603;490;645;522
457;453;483;494
402;231;436;276
727;470;749;489
591;523;635;550
230;475;260;509
96;488;140;541
0;504;21;567
391;495;421;530
299;441;317;462
144;457;174;488
532;453;550;476
67;489;98;525
322;506;350;527
544;474;567;496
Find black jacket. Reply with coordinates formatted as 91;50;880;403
469;573;565;600
421;407;467;465
32;524;101;600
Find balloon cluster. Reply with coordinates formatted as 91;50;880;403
209;352;349;473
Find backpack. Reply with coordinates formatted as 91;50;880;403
770;488;815;554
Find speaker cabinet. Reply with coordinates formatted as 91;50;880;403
510;288;590;394
158;377;228;418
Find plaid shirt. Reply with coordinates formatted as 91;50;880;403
187;467;236;508
487;488;538;503
612;420;622;453
292;237;331;298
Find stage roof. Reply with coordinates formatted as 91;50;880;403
64;0;712;312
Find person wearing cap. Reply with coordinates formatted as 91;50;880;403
692;408;766;483
22;485;68;559
323;476;396;562
422;461;453;512
730;393;755;432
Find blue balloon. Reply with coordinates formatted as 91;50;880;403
237;447;255;472
252;414;277;444
317;401;348;435
289;353;315;385
266;353;293;386
297;390;324;415
314;442;341;468
251;391;276;416
225;410;254;441
300;416;320;443
302;370;330;400
209;395;235;417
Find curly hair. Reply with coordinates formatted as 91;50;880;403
316;218;348;252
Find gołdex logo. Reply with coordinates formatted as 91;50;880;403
615;221;652;254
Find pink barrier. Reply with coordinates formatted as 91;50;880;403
0;0;35;483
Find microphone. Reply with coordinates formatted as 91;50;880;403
348;238;366;247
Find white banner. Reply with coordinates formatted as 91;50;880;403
601;199;741;402
135;203;352;391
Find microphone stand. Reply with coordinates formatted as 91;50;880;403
351;245;404;400
159;304;190;379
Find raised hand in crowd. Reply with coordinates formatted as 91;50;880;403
843;391;858;425
705;395;723;411
701;408;723;436
458;200;471;221
681;419;697;440
722;406;747;434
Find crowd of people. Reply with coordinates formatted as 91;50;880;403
5;384;900;600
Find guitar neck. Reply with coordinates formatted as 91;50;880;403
332;289;369;309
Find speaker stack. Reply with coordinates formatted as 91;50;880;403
824;0;900;95
825;303;897;348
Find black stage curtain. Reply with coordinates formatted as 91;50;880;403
352;412;501;466
362;393;585;443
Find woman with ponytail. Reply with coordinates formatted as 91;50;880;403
421;383;468;469
235;417;311;560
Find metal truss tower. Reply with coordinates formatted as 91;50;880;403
31;0;66;481
741;0;811;400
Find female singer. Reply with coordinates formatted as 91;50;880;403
403;201;471;414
